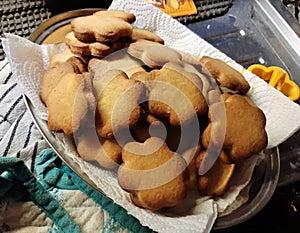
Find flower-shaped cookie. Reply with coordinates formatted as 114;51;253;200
202;93;267;160
118;137;187;210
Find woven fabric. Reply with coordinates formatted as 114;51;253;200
0;149;152;233
0;0;52;60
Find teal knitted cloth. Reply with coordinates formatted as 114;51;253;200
0;148;153;233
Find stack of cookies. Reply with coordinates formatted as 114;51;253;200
40;10;267;211
65;10;164;59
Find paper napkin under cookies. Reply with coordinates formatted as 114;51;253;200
2;0;300;232
108;0;300;149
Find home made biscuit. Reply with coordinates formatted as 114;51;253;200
88;52;145;78
65;32;128;58
127;40;182;68
196;150;235;196
118;137;187;210
131;28;164;44
46;73;95;136
93;10;136;23
76;127;122;170
93;69;146;138
202;93;267;161
200;56;250;94
40;9;270;214
132;62;207;126
71;15;133;42
49;47;88;68
41;57;86;103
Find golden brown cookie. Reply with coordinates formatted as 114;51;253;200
180;61;216;100
71;15;133;42
127;40;182;68
118;137;187;210
179;50;204;67
65;32;128;58
93;10;136;23
137;62;207;126
88;52;144;78
182;145;202;191
202;93;267;161
41;57;86;103
200;56;250;94
196;150;235;196
49;47;88;68
93;69;146;138
45;73;95;136
131;28;164;44
76;127;122;170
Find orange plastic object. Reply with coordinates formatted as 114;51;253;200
145;0;197;17
248;64;300;101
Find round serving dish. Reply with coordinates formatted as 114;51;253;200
29;8;101;44
28;9;281;230
214;147;280;229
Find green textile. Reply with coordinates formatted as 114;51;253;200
0;148;153;233
0;157;82;233
36;148;153;233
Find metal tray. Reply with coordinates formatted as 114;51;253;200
29;8;100;44
17;1;300;232
26;7;281;228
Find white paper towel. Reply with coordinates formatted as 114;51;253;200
108;0;300;149
1;0;300;232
